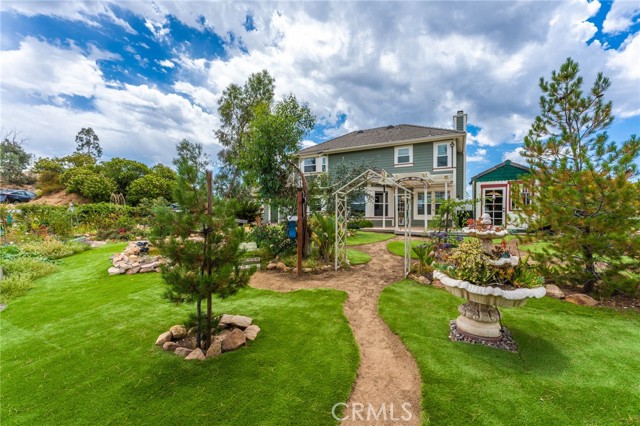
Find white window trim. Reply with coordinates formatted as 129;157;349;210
434;142;453;169
394;145;413;167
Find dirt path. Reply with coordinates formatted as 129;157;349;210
250;238;421;425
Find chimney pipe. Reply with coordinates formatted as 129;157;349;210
453;110;467;132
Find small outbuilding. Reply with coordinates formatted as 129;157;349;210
470;160;531;228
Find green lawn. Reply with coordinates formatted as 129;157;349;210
379;280;640;425
386;240;424;259
347;231;395;246
347;249;371;265
1;244;359;426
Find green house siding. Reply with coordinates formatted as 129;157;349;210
456;152;465;198
328;141;442;174
473;164;529;183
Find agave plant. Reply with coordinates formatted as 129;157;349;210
412;241;436;277
310;213;335;263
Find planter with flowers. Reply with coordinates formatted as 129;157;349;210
434;214;545;351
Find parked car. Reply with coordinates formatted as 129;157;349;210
0;189;36;203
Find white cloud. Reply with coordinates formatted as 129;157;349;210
502;147;528;165
158;59;175;68
603;0;640;34
467;148;488;163
300;140;316;149
2;0;639;171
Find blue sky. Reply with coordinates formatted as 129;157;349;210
1;1;639;192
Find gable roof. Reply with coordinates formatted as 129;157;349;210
470;160;530;184
298;124;465;156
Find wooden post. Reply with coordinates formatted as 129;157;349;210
296;188;303;276
205;170;213;350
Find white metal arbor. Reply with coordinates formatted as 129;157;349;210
333;169;413;277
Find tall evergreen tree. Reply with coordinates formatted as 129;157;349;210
151;140;253;351
74;127;102;159
519;58;640;294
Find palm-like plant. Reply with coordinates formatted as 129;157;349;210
311;213;335;263
412;242;436;277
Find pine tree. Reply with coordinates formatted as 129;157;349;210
151;140;254;350
520;58;640;294
74;127;102;159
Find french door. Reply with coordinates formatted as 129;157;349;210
483;188;505;226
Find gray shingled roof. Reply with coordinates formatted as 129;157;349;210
298;124;465;156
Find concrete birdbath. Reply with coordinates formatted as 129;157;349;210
435;214;546;351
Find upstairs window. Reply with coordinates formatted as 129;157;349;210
436;144;449;168
303;158;316;173
395;146;413;166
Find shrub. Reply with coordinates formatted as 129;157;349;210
251;224;296;258
1;257;57;279
347;219;374;230
126;174;175;205
21;238;89;259
0;273;35;303
81;173;117;202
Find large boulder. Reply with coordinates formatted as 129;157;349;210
170;325;187;339
176;337;196;349
175;347;193;358
155;331;173;346
221;328;246;352
206;341;222;358
220;315;252;329
244;325;261;341
162;341;179;352
565;293;598;306
108;267;125;275
267;263;278;271
545;284;565;299
185;348;206;360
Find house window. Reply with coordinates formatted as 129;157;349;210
511;185;532;210
303;158;316;173
417;192;425;215
434;191;448;215
374;191;389;216
394;146;413;166
321;157;327;172
436;144;449;168
426;192;432;215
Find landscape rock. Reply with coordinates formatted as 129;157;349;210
545;284;565;299
565;293;598;306
185;348;206;360
222;328;246;352
228;315;252;329
431;279;445;289
170;325;187;339
206;341;222;358
108;267;125;275
302;268;312;273
244;325;261;341
176;337;196;349
276;262;287;270
162;341;179;352
417;276;430;285
175;347;193;358
155;331;173;346
219;314;235;325
267;263;278;270
126;267;141;275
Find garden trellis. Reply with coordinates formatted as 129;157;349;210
333;169;413;277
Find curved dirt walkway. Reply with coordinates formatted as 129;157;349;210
251;238;421;425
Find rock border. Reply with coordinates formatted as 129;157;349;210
449;320;517;352
155;314;261;361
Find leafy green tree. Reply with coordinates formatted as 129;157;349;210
74;127;102;159
215;70;275;197
244;94;316;255
520;58;640;294
102;158;150;194
127;174;175;205
150;164;177;181
0;131;33;185
151;140;254;351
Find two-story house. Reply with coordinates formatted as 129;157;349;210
297;111;467;230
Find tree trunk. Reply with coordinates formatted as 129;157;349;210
582;244;596;293
196;299;202;350
205;292;212;350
